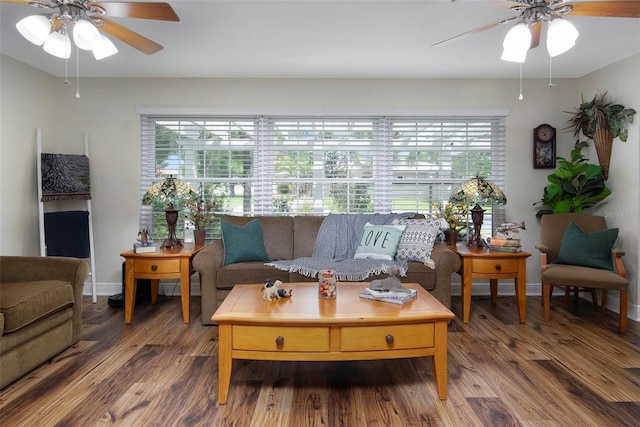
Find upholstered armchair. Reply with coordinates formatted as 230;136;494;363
535;213;628;333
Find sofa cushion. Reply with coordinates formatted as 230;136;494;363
555;221;618;271
354;223;406;260
0;280;74;333
220;215;294;260
221;219;272;266
393;218;443;268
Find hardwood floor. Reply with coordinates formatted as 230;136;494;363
1;292;639;426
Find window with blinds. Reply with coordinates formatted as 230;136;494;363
140;114;506;241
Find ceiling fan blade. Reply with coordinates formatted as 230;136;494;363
529;21;541;49
100;18;163;55
89;2;180;21
565;1;640;18
432;17;518;48
0;0;32;4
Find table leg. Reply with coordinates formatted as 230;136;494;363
124;259;136;324
150;279;160;305
515;259;527;323
490;279;498;304
180;258;191;324
462;261;472;323
217;324;233;404
432;320;448;400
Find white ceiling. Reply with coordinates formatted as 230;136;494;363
1;0;639;79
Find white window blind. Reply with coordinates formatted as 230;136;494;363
140;114;506;241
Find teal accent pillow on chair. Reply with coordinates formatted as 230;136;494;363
221;219;272;266
555;221;618;271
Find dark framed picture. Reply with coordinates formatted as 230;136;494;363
533;124;556;169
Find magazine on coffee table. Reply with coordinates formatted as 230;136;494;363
359;287;417;305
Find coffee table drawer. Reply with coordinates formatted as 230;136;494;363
232;325;330;352
340;324;434;351
134;259;181;274
471;258;518;274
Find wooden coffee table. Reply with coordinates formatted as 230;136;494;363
211;282;455;404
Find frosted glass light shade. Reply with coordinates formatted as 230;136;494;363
16;15;51;46
92;35;118;60
43;30;71;59
73;19;101;50
547;19;579;57
501;23;531;63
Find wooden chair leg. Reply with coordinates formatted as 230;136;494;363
564;286;571;308
619;290;628;333
543;283;551;322
601;290;608;312
590;289;599;308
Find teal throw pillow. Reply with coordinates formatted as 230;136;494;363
555;222;618;271
221;219;272;266
354;223;407;261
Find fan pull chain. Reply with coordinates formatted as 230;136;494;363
76;45;81;99
548;55;555;87
518;63;524;101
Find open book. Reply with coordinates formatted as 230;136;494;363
358;287;417;305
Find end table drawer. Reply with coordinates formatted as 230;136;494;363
134;259;180;274
341;324;434;351
471;258;518;274
233;326;329;352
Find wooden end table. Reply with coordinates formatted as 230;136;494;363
211;282;455;404
451;243;531;323
120;243;206;324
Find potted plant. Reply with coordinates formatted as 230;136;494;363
565;91;636;179
432;201;468;244
184;198;216;244
534;142;611;219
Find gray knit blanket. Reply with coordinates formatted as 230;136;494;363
266;213;414;281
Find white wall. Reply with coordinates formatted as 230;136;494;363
2;52;638;320
577;54;640;317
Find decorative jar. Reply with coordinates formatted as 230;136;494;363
318;270;337;299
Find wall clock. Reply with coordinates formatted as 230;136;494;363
533;124;556;169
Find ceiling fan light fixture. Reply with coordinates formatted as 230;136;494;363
501;23;531;63
547;18;579;57
16;15;51;46
43;28;71;59
73;19;101;50
92;34;118;60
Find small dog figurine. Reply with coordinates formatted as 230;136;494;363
277;288;293;298
137;228;150;245
262;279;282;301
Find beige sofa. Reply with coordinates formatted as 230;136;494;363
193;215;461;325
0;256;89;389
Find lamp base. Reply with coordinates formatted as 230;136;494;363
467;203;486;248
161;207;183;249
160;238;183;249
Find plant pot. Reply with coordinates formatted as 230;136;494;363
593;126;613;180
193;229;206;245
444;229;458;246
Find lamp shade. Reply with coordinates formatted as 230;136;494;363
73;19;101;50
16;15;51;46
142;175;198;208
92;34;118;60
43;29;71;59
449;176;507;207
547;18;579;57
501;23;531;63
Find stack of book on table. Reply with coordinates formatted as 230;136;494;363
133;242;157;253
359;287;417;305
487;237;522;253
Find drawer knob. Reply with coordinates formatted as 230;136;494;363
151;265;158;271
495;264;502;271
385;334;394;345
275;336;284;346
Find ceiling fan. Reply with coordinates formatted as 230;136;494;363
432;0;640;59
2;0;179;57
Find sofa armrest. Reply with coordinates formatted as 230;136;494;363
192;240;225;325
429;244;461;309
0;256;89;342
